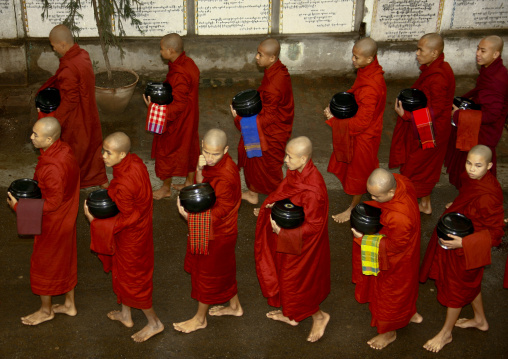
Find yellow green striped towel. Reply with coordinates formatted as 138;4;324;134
361;234;384;276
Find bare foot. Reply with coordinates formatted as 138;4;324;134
266;310;298;326
153;186;172;200
419;202;432;214
455;317;489;331
423;331;452;353
107;310;134;328
52;303;77;316
131;320;165;342
253;208;260;217
242;191;259;205
209;305;243;317
367;331;396;350
100;182;109;189
307;311;330;343
173;317;207;333
410;312;423;323
332;209;352;223
21;309;55;326
171;182;191;191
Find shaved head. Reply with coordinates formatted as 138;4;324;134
468;144;492;163
367;168;396;194
482;35;504;54
37;117;61;140
104;132;131;153
203;129;227;150
161;33;183;53
355;38;378;58
287;136;312;158
259;38;280;58
421;33;444;54
49;24;74;45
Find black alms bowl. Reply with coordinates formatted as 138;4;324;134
8;178;42;200
144;82;173;105
271;198;305;229
453;96;481;111
329;92;358;119
179;183;216;213
87;189;119;219
232;89;262;117
397;88;427;112
351;203;383;235
35;87;61;113
436;212;474;246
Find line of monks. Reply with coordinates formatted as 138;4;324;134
5;24;508;352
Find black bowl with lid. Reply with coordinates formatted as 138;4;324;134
35;87;61;114
271;198;305;229
144;82;173;105
179;183;216;213
8;178;42;200
397;88;427;112
436;212;474;249
232;89;262;117
87;189;119;219
329;92;358;119
351;203;383;235
453;96;481;111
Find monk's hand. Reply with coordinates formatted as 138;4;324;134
439;233;463;249
176;197;189;221
143;94;151;107
197;155;206;171
445;201;453;209
351;228;363;238
394;99;405;117
323;106;333;120
6;192;17;211
230;104;238;118
270;216;281;235
83;201;94;223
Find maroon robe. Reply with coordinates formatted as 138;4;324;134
38;44;107;188
389;53;455;197
420;171;504;307
352;174;421;333
235;59;294;195
255;160;330;322
327;57;386;195
445;57;508;188
184;153;242;304
152;52;200;179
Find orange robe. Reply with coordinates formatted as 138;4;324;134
420;171;504;307
255;160;330;322
235;59;294;195
184;153;242;304
327;57;386;195
152;52;200;179
389;53;455;198
27;139;80;295
90;154;154;309
38;44;107;188
353;174;420;333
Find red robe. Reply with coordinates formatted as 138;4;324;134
352;174;420;333
445;57;508;188
152;52;200;179
235;59;294;195
389;53;455;198
27;139;80;295
327;57;386;195
255;160;330;322
420;171;504;307
90;154;154;309
184;153;242;304
38;44;107;188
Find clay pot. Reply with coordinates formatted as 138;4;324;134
95;68;139;114
232;89;262;117
8;178;42;200
351;203;383;235
144;82;173;105
397;88;427;112
271;199;305;229
179;183;216;213
35;87;60;113
87;189;119;219
436;212;474;249
329;92;358;119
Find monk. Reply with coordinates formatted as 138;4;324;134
7;117;80;325
84;132;164;342
231;38;295;204
38;24;108;189
325;37;386;223
174;129;243;333
255;136;330;342
351;168;422;350
445;36;508;189
420;145;504;353
144;33;200;199
389;33;455;214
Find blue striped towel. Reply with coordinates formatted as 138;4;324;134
241;114;262;158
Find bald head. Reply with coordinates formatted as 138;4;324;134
104;132;131;153
287;136;312;158
421;33;444;54
259;38;280;58
37;117;61;140
367;168;396;194
203;129;228;150
161;33;183;53
49;25;74;45
468;145;492;164
482;35;504;54
355;38;378;58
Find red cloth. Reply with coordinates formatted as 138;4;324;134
456;109;482;151
327;58;386;195
352;174;421;334
38;44;107;188
184;153;241;305
16;198;45;235
90;153;154;309
420;171;505;307
412;107;435;149
445;57;508;188
235;59;294;195
389;53;455;198
255;160;330;322
30;139;80;296
151;52;200;179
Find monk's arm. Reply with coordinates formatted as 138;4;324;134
111;186;141;234
38;165;65;214
474;196;505;246
348;87;378;135
165;72;190;123
380;212;414;254
53;67;80;127
257;90;282;129
210;178;236;220
479;85;508;125
422;73;452;119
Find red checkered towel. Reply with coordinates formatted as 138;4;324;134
412;107;435;149
188;209;212;255
146;102;168;134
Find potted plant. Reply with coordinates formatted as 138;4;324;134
41;0;143;113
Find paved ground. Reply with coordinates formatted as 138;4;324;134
0;72;507;358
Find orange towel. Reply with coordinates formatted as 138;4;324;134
456;110;482;151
